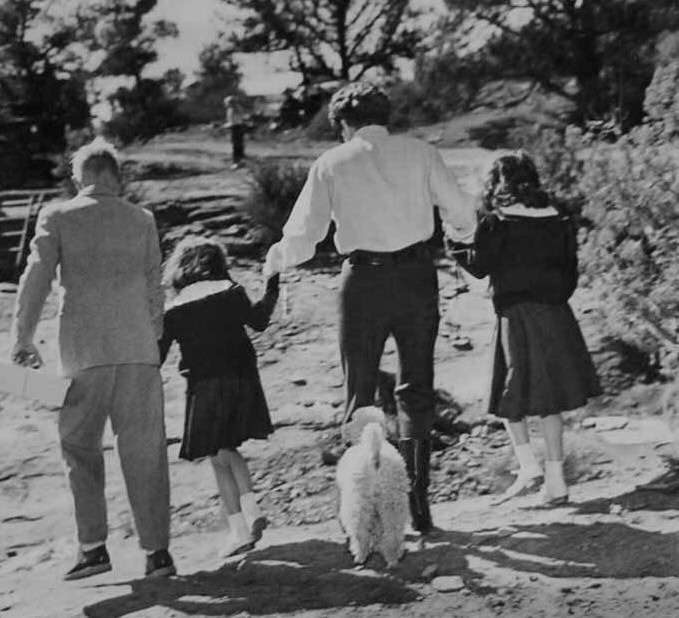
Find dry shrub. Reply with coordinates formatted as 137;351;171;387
242;160;310;243
578;135;679;374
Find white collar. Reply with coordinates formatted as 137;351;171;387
171;280;234;307
499;204;560;218
353;125;389;142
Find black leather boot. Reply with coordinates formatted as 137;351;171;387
399;438;433;534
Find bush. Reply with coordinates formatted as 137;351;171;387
642;60;679;142
578;135;679;373
242;160;310;243
105;79;188;145
304;103;336;141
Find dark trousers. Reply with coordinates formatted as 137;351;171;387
339;257;439;439
231;124;245;162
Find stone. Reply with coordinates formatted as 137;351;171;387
431;575;465;592
609;503;623;515
292;377;307;386
422;564;439;580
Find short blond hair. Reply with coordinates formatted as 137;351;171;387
71;137;120;182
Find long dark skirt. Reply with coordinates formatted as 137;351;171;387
487;301;601;421
180;373;273;461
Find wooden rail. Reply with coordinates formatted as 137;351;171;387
0;189;63;282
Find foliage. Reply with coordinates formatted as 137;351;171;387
304;103;337;141
222;0;424;83
181;39;243;124
242;161;310;242
81;0;186;143
444;0;679;128
577;135;679;373
0;0;90;187
642;60;679;142
107;75;188;144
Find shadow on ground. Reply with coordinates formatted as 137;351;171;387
573;485;679;515
83;490;679;617
84;539;421;617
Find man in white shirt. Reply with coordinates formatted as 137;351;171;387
265;82;477;535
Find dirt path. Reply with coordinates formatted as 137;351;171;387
1;130;678;617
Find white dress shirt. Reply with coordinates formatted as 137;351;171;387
265;125;478;274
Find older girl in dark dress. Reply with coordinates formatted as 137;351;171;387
454;152;601;506
160;236;279;556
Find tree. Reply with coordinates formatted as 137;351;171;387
222;0;424;85
182;39;242;123
0;0;90;186
444;0;679;127
81;0;187;142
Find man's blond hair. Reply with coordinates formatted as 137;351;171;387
71;137;120;182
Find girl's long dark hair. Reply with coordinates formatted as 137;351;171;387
482;150;551;214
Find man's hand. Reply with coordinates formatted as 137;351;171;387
10;342;43;369
263;244;284;278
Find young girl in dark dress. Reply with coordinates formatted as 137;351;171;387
454;152;601;506
160;236;279;555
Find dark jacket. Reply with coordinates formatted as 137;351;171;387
159;277;279;381
453;212;578;313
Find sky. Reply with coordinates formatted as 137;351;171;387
145;0;301;95
146;0;448;95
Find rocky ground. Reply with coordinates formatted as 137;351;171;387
1;127;679;618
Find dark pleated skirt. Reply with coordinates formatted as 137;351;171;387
180;373;273;461
487;301;602;421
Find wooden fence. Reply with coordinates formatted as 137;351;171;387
0;189;63;282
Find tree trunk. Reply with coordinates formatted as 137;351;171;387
572;0;602;123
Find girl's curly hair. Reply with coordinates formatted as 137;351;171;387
327;82;391;129
163;236;232;292
482;150;551;213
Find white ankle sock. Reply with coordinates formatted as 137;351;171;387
514;443;542;478
81;541;105;552
227;512;253;544
240;493;263;527
544;460;568;497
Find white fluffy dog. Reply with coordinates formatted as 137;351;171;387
336;407;410;568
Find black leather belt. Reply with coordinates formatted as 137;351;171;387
348;241;432;266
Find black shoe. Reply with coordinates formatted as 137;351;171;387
64;545;112;581
145;549;176;578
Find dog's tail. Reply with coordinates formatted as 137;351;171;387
361;422;385;469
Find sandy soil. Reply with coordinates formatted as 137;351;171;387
1;128;678;618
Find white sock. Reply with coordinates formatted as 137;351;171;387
227;512;253;544
240;492;263;527
514;443;542;478
544;460;568;497
81;541;105;553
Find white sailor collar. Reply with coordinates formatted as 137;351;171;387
170;280;235;307
498;203;561;218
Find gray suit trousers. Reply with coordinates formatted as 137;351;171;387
58;364;170;551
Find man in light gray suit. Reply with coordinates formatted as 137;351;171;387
9;139;175;580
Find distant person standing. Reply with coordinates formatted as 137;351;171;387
224;95;247;169
264;82;478;536
9;138;175;580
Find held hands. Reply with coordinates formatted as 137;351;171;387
265;273;280;294
263;244;285;278
10;341;44;369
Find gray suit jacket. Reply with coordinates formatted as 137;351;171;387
11;186;164;377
